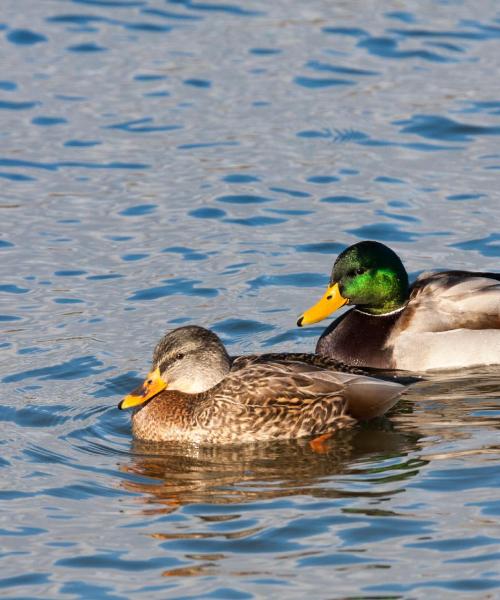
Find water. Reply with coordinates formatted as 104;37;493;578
1;0;499;596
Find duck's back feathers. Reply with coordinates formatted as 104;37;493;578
403;271;500;333
384;271;500;371
232;353;408;417
226;359;402;416
221;357;404;437
231;352;367;373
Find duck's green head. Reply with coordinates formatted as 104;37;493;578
297;241;409;325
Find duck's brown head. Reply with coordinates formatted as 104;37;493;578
119;326;231;410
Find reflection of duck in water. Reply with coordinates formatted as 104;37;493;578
119;426;423;579
298;241;500;371
121;424;422;516
119;326;405;443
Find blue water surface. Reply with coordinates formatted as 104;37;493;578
1;0;500;597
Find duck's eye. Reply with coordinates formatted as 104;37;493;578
175;352;185;361
354;268;365;275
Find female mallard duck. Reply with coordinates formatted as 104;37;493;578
297;240;500;372
119;325;405;443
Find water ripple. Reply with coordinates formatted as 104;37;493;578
395;114;500;141
358;36;454;62
128;278;219;301
6;29;47;45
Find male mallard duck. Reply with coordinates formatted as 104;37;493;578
297;240;500;371
119;325;405;443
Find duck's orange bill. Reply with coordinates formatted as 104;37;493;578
118;367;167;410
297;282;348;327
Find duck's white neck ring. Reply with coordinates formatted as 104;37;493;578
354;305;406;317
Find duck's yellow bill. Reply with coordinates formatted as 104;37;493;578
119;367;167;410
297;282;348;327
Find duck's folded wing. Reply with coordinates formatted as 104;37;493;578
224;362;405;420
407;271;500;332
298;368;406;420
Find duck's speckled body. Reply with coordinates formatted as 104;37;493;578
120;326;405;444
298;241;500;372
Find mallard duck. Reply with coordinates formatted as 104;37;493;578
297;240;500;371
119;325;405;443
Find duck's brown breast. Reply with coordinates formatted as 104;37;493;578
131;391;200;442
315;308;404;369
